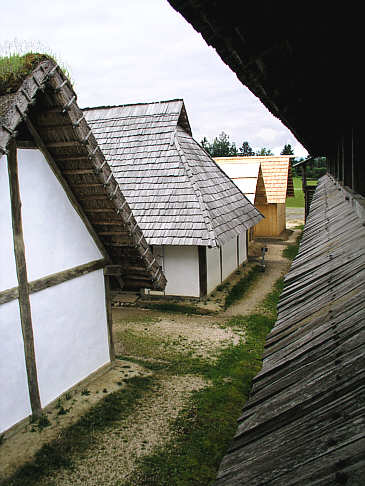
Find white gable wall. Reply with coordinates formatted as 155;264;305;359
31;270;109;407
17;149;103;280
0;149;110;433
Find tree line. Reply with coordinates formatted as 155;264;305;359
201;131;327;178
200;131;294;157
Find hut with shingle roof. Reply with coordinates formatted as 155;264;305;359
0;56;165;434
84;100;262;297
215;156;294;237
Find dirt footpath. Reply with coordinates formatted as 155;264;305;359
224;230;299;316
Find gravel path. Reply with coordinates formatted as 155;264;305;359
1;228;300;485
223;231;299;317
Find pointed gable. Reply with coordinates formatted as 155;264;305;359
215;156;294;204
215;160;268;206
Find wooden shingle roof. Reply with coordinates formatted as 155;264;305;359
84;101;262;247
215;174;365;485
0;59;166;290
215;155;294;204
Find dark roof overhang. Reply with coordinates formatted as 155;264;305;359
167;2;361;157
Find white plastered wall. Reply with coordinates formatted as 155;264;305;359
17;149;103;281
158;245;200;297
238;231;247;265
0;300;32;433
0;149;110;432
207;246;221;294
221;237;238;281
207;231;248;295
146;232;248;298
31;270;110;407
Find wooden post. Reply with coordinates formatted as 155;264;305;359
352;126;364;196
7;139;42;420
219;246;223;284
198;246;207;298
343;130;352;188
103;273;115;361
236;235;240;268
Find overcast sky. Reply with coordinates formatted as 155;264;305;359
1;0;307;156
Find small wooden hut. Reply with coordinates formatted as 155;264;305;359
215;156;294;237
213;160;267;241
84;100;262;297
0;57;165;434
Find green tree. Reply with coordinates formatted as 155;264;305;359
200;137;211;154
209;132;237;157
239;141;255;156
256;147;274;156
281;144;294;155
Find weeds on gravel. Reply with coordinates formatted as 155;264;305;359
260;277;285;318
224;265;261;309
120;279;283;486
1;376;155;486
282;232;302;260
121;314;275;486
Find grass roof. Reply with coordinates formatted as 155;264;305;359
0;53;55;95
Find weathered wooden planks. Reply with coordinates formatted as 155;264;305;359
215;175;365;485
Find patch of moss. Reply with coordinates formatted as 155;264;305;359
0;53;54;95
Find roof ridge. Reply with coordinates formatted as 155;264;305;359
173;129;217;247
86;111;181;122
82;98;184;111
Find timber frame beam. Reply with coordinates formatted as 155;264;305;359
7;139;42;420
0;258;108;305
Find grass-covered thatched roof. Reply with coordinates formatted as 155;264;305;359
0;55;167;291
0;53;54;95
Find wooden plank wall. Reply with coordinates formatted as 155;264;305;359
215;174;365;485
254;203;285;237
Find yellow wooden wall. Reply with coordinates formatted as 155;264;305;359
254;203;286;236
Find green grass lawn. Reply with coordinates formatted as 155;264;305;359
286;176;317;208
